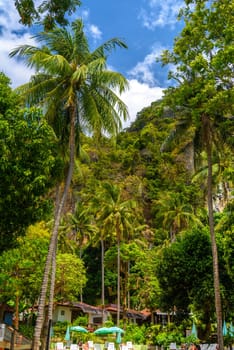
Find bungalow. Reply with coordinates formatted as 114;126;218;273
51;302;147;327
102;304;147;325
51;302;108;327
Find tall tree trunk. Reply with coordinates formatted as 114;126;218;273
122;261;128;326
14;292;19;330
32;106;76;350
101;239;105;324
44;184;61;350
45;243;57;350
127;261;130;310
79;246;83;302
117;237;120;326
204;115;223;350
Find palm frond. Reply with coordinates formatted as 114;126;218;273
72;19;90;58
35;27;74;59
71;64;88;84
92;38;128;58
40;54;72;76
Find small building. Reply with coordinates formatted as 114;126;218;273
104;304;147;325
52;302;108;326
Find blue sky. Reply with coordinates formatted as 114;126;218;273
0;0;184;127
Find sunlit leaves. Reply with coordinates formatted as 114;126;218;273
15;0;81;30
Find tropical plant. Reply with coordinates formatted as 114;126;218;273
10;19;129;350
0;72;60;251
152;191;202;241
160;1;234;348
91;181;138;325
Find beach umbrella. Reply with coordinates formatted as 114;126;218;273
109;327;124;345
94;327;124;336
108;327;124;334
65;326;70;341
70;326;88;333
94;327;124;344
94;327;113;335
223;320;228;336
191;322;197;337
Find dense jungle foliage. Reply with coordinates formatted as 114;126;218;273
0;0;233;349
0;73;233;332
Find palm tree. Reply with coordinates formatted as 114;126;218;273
153;191;202;241
10;19;128;350
92;182;137;325
88;211;113;323
67;202;97;302
160;46;233;350
160;0;233;346
67;202;97;256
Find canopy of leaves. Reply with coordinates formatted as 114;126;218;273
0;73;62;251
0;222;87;306
15;0;81;30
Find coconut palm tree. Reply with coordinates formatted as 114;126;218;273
153;190;203;241
10;19;128;350
92;182;137;325
160;0;234;346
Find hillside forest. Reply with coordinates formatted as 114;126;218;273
0;1;233;350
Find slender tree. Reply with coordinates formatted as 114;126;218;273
10;19;128;350
160;1;234;348
92;182;137;325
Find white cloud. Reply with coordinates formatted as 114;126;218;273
128;44;167;86
0;1;36;87
120;79;164;128
88;24;102;40
139;0;184;29
0;0;23;30
79;9;90;21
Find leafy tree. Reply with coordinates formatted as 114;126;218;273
0;73;60;251
55;252;87;302
15;0;81;30
160;0;234;347
0;223;50;329
215;202;234;317
0;222;86;325
129;246;161;317
156;228;215;338
10;19;128;349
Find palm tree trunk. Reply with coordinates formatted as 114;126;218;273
45;243;57;350
127;261;130;309
33;106;77;350
122;261;128;326
44;184;61;350
101;239;105;324
204;115;223;350
117;237;120;326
